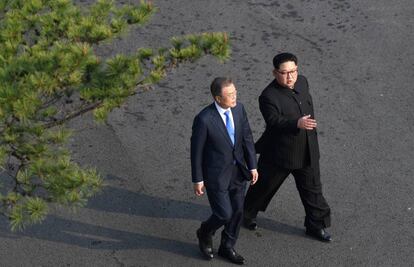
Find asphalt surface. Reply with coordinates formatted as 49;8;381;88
1;0;413;266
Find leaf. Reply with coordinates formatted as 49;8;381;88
25;197;48;223
0;146;8;167
10;205;25;231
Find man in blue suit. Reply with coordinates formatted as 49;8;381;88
191;77;258;265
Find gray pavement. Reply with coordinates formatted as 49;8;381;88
1;0;413;266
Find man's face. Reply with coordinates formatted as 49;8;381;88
273;61;298;89
216;83;237;109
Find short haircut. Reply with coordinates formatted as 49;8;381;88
210;77;233;97
272;53;298;69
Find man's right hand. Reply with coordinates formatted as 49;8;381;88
193;182;205;196
297;115;317;130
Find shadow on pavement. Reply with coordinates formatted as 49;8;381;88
87;185;210;221
257;217;304;237
0;182;304;257
88;183;305;238
0;215;200;259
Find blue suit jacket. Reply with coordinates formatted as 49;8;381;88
191;102;257;190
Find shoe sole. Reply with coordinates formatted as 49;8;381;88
305;231;332;242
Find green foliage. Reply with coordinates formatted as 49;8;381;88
0;0;230;231
9;197;49;231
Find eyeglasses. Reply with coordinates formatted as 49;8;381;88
276;69;298;76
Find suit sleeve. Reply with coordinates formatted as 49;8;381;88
190;114;207;183
304;77;316;118
259;94;299;134
241;105;258;170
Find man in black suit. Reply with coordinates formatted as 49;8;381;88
191;77;258;264
243;53;332;242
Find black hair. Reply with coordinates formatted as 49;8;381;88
210;77;233;97
272;53;298;69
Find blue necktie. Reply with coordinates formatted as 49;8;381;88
224;110;235;145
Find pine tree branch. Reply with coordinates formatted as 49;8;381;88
42;101;103;129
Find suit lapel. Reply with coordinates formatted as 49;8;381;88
209;104;234;148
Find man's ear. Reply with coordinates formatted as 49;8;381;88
214;96;221;103
272;69;278;77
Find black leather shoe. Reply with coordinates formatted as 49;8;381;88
305;228;332;242
218;247;245;265
243;217;257;231
196;229;214;260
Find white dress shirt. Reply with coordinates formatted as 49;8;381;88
214;101;235;130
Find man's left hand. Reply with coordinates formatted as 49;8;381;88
250;170;259;185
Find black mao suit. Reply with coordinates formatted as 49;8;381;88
244;75;331;230
191;102;257;248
